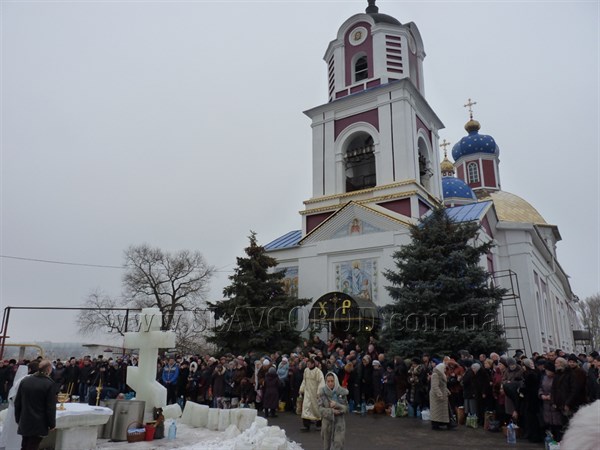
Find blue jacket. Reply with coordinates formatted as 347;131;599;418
162;363;179;384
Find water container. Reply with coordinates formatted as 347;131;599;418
507;422;516;444
544;431;553;450
167;420;177;440
360;401;366;416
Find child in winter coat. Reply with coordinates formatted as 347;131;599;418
318;372;348;450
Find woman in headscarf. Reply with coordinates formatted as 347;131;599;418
539;361;563;441
318;371;348;450
263;366;281;418
429;362;452;430
502;357;524;421
277;357;290;409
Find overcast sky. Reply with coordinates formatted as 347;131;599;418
1;1;598;345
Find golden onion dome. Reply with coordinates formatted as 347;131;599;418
464;119;481;133
476;190;547;224
440;156;454;174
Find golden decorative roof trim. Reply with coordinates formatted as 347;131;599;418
300;190;419;216
299;201;414;245
303;180;417;205
353;202;415;227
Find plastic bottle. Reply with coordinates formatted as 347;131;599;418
167;420;177;440
507;421;516;444
390;403;396;418
360;401;366;416
544;430;558;450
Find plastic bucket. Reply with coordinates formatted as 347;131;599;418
144;423;156;441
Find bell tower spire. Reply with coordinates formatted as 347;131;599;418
301;3;445;233
365;0;379;14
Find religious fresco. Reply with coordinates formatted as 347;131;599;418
280;266;299;298
335;258;377;302
332;217;384;239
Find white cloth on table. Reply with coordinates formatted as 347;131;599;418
55;403;113;428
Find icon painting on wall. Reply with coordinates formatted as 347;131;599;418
335;258;377;302
281;266;299;298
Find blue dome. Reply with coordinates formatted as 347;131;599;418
451;122;499;160
442;176;477;201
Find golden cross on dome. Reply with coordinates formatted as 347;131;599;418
464;98;477;120
440;139;451;156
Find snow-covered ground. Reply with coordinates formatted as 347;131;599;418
0;411;303;450
96;422;303;450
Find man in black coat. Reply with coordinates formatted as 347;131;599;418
586;355;600;401
14;359;57;450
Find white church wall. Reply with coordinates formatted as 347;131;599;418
390;90;417;182
493;227;545;354
311;118;325;199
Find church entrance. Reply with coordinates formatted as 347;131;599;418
309;291;381;340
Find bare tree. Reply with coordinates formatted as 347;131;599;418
76;288;132;336
77;245;214;344
122;244;214;330
578;294;600;350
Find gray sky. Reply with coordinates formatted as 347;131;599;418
1;1;598;345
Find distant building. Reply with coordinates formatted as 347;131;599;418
265;1;580;355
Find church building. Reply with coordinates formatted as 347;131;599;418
265;1;580;355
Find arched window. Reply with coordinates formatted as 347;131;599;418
345;133;375;192
354;56;368;82
536;292;544;337
467;162;480;183
417;137;432;191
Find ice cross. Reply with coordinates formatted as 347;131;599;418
124;308;175;414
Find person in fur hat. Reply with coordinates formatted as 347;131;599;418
318;371;348;450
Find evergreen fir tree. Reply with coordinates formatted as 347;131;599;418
207;231;310;354
381;206;508;357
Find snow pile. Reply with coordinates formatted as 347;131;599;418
179;421;302;450
96;419;303;450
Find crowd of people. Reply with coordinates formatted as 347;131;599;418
2;334;599;448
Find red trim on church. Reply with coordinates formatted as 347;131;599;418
334;109;379;140
344;21;373;87
378;198;411;217
418;200;430;217
482;160;496;188
457;164;465;181
306;212;333;233
366;79;381;89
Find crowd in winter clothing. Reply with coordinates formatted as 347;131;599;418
2;336;598;447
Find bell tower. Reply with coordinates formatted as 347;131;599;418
302;1;445;234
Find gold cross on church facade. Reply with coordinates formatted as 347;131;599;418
463;97;477;120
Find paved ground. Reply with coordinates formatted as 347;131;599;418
266;411;543;450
